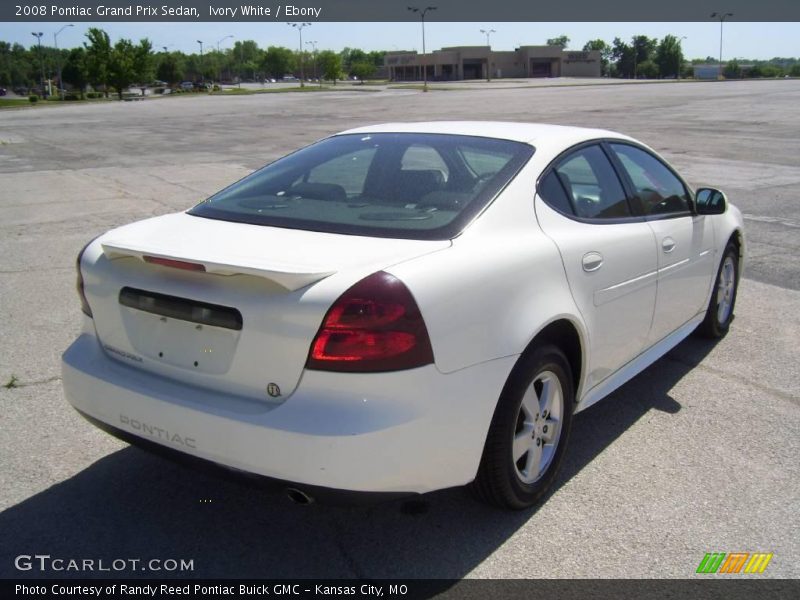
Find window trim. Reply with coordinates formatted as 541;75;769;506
536;137;696;225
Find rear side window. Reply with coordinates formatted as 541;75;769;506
553;145;631;219
610;143;690;216
189;133;534;240
538;171;574;215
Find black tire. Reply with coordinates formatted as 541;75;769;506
698;242;739;338
471;344;575;510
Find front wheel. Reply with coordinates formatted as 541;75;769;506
698;242;739;338
472;345;575;510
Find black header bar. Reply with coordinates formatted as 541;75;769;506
3;0;800;22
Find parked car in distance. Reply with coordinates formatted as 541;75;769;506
63;122;744;509
179;81;194;91
0;88;6;96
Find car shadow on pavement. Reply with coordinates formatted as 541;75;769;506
0;335;718;581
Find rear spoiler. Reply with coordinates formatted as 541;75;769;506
101;242;335;291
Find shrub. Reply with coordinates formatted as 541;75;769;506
64;93;80;101
212;84;221;92
29;95;39;103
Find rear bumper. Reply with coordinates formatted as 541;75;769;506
62;333;516;494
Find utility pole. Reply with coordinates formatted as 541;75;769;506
306;40;319;86
480;28;495;81
197;40;204;82
31;32;45;97
710;12;733;79
288;23;311;87
408;6;437;91
216;35;233;85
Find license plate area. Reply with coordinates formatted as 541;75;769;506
119;287;241;374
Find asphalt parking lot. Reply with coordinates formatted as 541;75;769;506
0;79;798;580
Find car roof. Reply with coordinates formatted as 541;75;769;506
338;121;636;151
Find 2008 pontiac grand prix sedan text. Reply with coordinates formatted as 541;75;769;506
62;122;744;509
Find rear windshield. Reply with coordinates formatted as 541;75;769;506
189;132;534;240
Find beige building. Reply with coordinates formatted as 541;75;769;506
385;45;602;81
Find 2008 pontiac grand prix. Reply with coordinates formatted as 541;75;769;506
62;122;744;509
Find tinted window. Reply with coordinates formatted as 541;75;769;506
610;143;690;216
189;133;534;240
538;171;574;215
554;145;631;219
306;147;377;196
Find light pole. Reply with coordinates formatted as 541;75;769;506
288;22;311;87
408;6;437;91
31;32;45;97
480;28;495;81
197;40;204;83
710;12;733;79
53;24;73;100
216;34;233;84
306;40;319;86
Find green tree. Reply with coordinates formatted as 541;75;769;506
724;59;742;79
790;64;800;77
262;46;294;79
655;35;685;78
85;27;111;97
340;47;368;74
582;39;611;75
632;35;657;77
62;48;89;98
546;35;570;49
351;61;376;83
367;50;386;68
133;39;154;95
232;40;261;81
611;37;634;78
157;52;183;85
108;39;137;100
637;60;659;79
318;50;342;84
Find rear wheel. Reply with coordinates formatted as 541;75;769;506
472;345;574;509
698;242;739;338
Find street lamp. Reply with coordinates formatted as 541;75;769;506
408;6;437;91
54;24;73;100
31;32;45;97
306;40;320;86
710;12;733;80
288;22;311;87
480;28;495;81
216;35;234;84
197;40;204;82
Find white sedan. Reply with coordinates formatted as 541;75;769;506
62;122;744;509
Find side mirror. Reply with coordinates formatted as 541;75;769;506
695;187;727;215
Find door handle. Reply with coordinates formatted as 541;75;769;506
582;252;603;272
662;237;676;253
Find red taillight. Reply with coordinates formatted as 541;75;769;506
76;238;98;318
306;272;434;372
143;255;206;272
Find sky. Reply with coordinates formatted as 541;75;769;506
1;22;798;60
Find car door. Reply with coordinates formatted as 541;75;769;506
535;143;659;389
607;143;716;346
